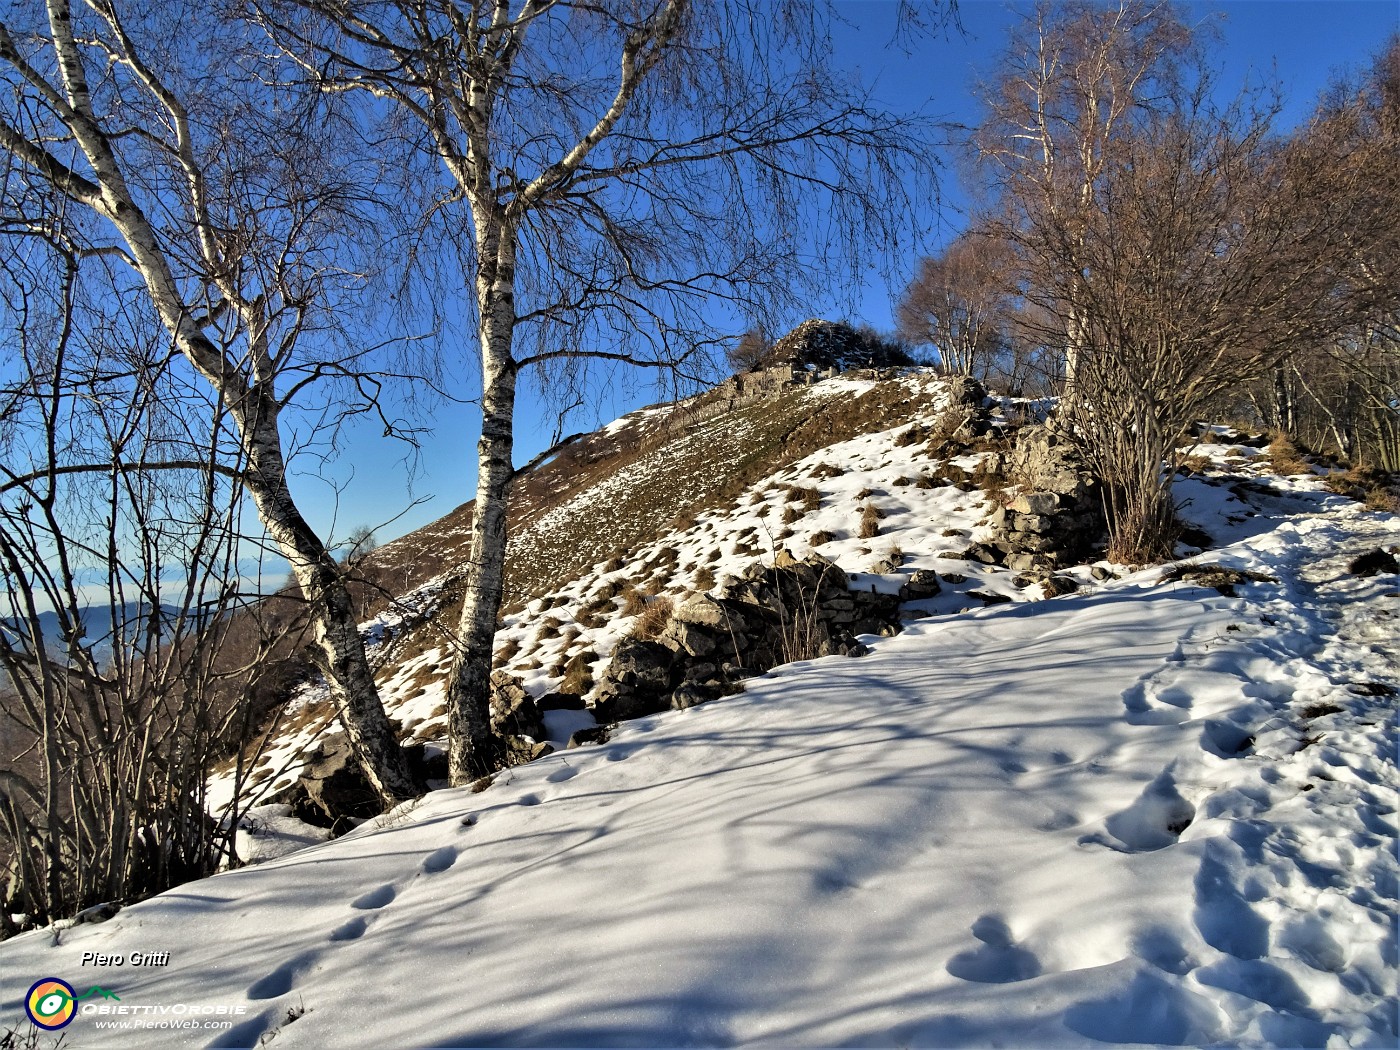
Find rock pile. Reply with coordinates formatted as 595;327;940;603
271;672;550;828
269;737;444;832
768;319;913;371
969;424;1105;572
594;551;903;723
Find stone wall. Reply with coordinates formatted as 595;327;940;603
593;551;904;722
971;424;1105;572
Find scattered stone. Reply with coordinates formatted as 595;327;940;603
593;552;901;723
870;550;904;573
900;569;943;601
538;692;586;711
960;542;1004;566
1041;576;1079;598
567;724;614;749
489;672;546;741
1159;564;1278;597
290;736;383;831
967;590;1012;606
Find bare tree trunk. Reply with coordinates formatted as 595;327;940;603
0;0;417;805
447;219;519;785
235;389;418;802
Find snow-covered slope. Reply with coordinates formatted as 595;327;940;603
214;371;1028;804
3;483;1395;1047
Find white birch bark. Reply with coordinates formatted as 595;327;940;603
0;0;417;804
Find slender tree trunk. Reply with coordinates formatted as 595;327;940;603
235;391;418;803
30;0;415;807
447;217;519;785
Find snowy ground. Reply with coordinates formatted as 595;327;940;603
1;481;1395;1047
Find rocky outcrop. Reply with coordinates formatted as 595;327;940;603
489;671;554;766
593;552;903;723
271;672;549;829
271;737;445;833
769;319;913;371
973;425;1106;572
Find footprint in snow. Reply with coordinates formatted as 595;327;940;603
246;950;317;999
351;883;397;910
545;764;579;783
329;916;369;942
421;846;458;875
1083;774;1196;853
1200;718;1255;758
1193;848;1270;960
945;915;1042;984
207;1010;279;1048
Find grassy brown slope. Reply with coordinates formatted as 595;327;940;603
364;372;941;684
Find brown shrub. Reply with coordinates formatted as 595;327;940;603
1177;454;1213;476
561;650;598;694
809;529;836;546
591;579;622;602
1326;464;1398;512
494;637;521;665
693;565;718;591
535;616;565;643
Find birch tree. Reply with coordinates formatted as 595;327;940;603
253;0;944;783
975;3;1399;561
974;0;1191;390
895;228;1014;378
0;0;416;802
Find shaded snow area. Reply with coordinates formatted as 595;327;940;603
2;497;1395;1048
203;374;1020;813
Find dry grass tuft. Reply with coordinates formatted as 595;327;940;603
1266;432;1313;475
858;503;884;539
620;587;647;617
632;595;675;639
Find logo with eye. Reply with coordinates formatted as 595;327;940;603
25;978;77;1030
23;978;119;1030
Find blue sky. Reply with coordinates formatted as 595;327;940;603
283;0;1399;566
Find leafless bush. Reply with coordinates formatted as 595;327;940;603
0;249;279;932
